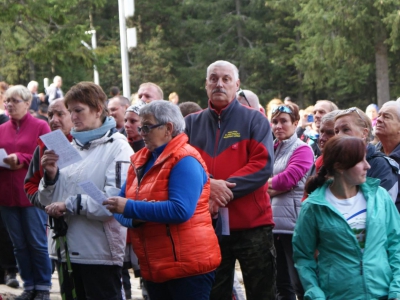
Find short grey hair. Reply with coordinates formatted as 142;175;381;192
206;60;239;81
4;85;32;103
321;110;341;125
27;81;38;91
139;100;185;137
381;100;400;121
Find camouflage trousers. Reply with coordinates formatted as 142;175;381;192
210;225;277;300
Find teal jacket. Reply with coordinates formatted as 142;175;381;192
293;178;400;300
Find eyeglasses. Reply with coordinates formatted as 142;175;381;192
237;89;251;107
272;105;293;114
343;107;368;127
4;97;24;105
137;123;165;134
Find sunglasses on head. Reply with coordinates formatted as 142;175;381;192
237;89;251;107
272;105;293;114
343;107;368;127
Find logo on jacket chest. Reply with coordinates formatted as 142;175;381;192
223;131;241;139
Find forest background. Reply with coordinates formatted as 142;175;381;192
1;0;400;110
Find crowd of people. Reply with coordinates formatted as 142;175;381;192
1;60;400;300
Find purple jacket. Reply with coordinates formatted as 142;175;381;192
0;113;50;207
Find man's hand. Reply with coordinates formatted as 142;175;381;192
103;196;128;214
210;179;236;208
41;150;59;181
45;202;66;218
3;153;23;170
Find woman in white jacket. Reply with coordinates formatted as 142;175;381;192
38;82;133;300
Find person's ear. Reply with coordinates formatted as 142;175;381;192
165;122;173;136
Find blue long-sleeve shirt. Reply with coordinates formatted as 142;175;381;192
114;144;207;228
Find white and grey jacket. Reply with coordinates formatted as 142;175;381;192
271;132;312;234
38;130;133;266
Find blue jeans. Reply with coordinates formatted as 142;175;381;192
1;206;52;291
146;271;215;300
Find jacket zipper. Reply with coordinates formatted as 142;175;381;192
315;200;368;294
166;224;177;261
211;114;221;176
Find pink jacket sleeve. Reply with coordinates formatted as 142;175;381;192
272;145;314;191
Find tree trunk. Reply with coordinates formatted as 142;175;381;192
28;60;36;81
375;30;390;107
235;0;245;80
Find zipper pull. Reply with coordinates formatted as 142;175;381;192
218;115;221;129
166;224;171;236
360;260;363;275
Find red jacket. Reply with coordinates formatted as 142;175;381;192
24;135;73;208
185;99;275;230
126;133;221;282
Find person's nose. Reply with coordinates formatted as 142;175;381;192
216;78;224;87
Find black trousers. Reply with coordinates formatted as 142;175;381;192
57;262;122;300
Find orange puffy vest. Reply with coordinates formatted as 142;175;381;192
126;133;221;282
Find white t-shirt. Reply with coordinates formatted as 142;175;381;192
325;188;367;251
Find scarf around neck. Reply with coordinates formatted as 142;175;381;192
71;116;116;145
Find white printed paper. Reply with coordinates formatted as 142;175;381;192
219;207;230;235
78;180;107;204
39;129;82;169
0;149;10;169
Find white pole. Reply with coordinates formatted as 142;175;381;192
118;0;131;98
91;30;99;85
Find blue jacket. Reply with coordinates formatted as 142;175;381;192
293;178;400;300
366;143;398;202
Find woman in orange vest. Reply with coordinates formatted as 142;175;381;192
104;100;221;300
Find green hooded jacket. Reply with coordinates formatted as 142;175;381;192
293;177;400;300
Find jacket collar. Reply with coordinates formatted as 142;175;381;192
274;132;298;151
207;98;239;119
376;141;400;160
10;112;30;128
306;177;380;206
132;133;189;169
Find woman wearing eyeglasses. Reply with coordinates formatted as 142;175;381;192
334;107;398;202
0;85;52;300
38;82;133;300
293;135;400;300
104;100;221;300
268;103;314;300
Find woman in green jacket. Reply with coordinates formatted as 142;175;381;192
293;135;400;300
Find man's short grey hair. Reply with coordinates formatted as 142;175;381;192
321;110;341;124
4;85;32;103
206;60;239;81
382;100;400;121
139;100;185;137
27;81;38;91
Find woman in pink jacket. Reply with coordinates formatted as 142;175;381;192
0;85;51;300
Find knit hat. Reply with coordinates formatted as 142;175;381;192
126;100;146;115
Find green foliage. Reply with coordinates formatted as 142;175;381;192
0;0;399;109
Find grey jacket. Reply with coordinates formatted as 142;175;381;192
271;132;312;234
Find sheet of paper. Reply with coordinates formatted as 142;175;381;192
0;149;10;169
39;129;82;169
78;180;107;204
219;207;230;236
